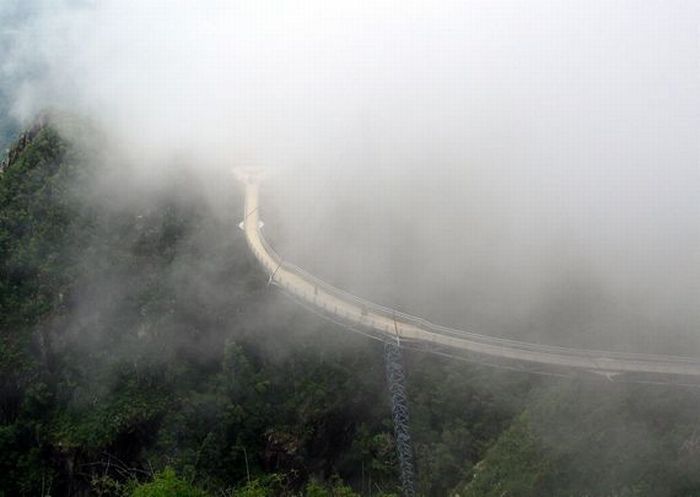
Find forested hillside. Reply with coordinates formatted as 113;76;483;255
3;121;700;497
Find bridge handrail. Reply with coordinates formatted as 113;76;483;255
251;225;700;367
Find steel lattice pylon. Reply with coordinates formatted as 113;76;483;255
384;339;416;497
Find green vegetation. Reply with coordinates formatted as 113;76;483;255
456;380;700;497
0;122;521;496
3;121;700;497
460;414;546;497
128;468;390;497
131;468;209;497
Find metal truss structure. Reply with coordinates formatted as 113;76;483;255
384;339;416;497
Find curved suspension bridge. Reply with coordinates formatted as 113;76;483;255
236;170;700;383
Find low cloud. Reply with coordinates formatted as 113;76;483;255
4;0;699;352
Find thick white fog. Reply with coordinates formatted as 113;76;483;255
4;0;700;352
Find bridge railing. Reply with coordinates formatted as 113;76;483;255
250;225;700;367
256;225;283;269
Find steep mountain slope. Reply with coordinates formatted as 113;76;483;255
0;121;525;497
3;120;700;497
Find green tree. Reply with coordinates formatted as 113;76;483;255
131;468;210;497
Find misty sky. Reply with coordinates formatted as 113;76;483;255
3;0;699;352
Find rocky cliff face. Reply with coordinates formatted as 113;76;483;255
0;114;47;173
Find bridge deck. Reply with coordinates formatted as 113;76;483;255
240;179;700;379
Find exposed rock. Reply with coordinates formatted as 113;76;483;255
0;113;48;173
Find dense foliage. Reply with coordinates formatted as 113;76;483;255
3;122;700;497
0;123;523;496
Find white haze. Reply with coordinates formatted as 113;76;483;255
3;0;700;352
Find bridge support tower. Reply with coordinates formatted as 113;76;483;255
384;340;416;497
